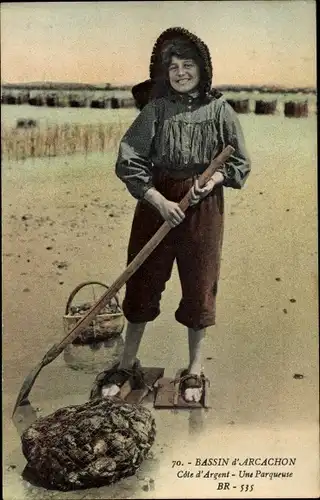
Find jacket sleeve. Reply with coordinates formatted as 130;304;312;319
216;100;251;189
115;101;157;199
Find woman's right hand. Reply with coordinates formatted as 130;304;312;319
144;187;185;228
157;198;185;228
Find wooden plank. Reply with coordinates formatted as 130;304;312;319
154;372;210;409
125;367;165;404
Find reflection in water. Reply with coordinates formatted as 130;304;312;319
170;407;207;436
63;334;124;374
137;451;160;494
141;477;156;492
188;408;206;436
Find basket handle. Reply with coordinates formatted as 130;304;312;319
65;281;121;315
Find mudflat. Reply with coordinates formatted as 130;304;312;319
2;113;318;499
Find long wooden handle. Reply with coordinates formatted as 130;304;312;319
53;145;234;354
12;145;234;414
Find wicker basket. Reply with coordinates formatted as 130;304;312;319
63;281;125;345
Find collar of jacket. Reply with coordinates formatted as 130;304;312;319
166;87;223;104
167;88;200;103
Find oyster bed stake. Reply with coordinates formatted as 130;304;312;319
21;397;156;490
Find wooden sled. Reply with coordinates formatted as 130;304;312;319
154;369;210;409
93;366;165;405
125;366;165;404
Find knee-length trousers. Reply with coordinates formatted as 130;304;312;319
122;170;224;330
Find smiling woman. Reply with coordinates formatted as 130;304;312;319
161;39;202;94
92;26;251;406
168;57;200;94
151;30;213;100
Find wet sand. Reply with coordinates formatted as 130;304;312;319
2;114;319;498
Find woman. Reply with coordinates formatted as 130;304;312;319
99;27;251;403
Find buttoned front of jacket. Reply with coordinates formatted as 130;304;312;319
115;93;251;199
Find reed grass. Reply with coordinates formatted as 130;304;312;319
2;122;131;161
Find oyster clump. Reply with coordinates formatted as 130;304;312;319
21;397;156;491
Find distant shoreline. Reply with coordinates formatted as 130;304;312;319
0;82;316;94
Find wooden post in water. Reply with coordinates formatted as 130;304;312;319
255;100;277;115
111;97;120;109
6;94;17;105
284;101;308;118
119;97;135;108
90;99;105;109
226;99;250;114
46;94;58;107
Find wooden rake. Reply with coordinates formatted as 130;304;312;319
12;145;234;416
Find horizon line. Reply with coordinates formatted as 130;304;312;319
1;81;317;90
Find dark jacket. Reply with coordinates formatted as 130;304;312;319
116;27;251;200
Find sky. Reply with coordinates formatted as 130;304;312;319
0;1;316;87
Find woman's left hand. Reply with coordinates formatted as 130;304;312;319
189;172;224;206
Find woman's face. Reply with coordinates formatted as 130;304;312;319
168;56;200;94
